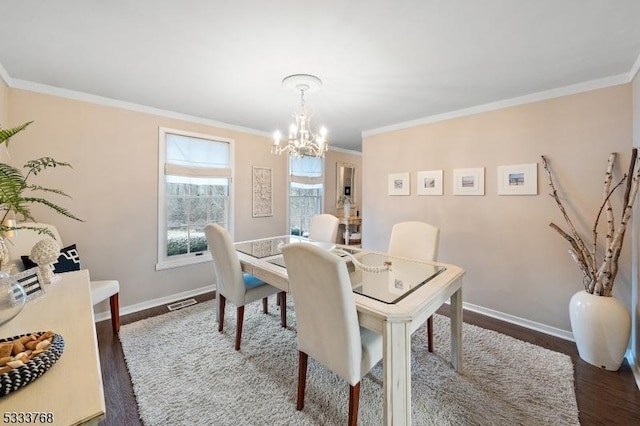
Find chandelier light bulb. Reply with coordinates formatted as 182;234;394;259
271;74;329;158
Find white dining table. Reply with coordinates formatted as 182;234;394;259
235;236;465;426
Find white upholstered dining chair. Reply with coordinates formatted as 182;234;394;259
388;221;440;351
6;222;121;333
204;223;286;351
281;242;382;426
308;213;339;243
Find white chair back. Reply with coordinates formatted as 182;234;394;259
281;242;363;385
308;214;339;243
388;221;440;261
6;222;63;272
204;223;245;306
5;222;121;333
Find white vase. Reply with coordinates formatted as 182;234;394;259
343;202;351;218
569;290;631;371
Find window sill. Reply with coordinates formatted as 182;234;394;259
156;252;212;271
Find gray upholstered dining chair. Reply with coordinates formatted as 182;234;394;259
6;222;121;333
205;223;286;351
308;213;339;243
388;221;440;351
281;242;382;426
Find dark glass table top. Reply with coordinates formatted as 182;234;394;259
234;235;306;258
347;252;445;304
236;236;445;304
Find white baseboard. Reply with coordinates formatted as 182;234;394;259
461;301;575;341
627;352;640;390
93;284;215;323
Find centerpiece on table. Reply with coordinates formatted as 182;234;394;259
541;149;639;371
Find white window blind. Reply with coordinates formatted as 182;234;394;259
290;155;323;185
157;128;234;270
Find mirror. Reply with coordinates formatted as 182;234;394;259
336;162;356;207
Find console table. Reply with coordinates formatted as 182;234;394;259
338;216;362;246
0;270;106;425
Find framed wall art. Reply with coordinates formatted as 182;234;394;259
388;172;410;196
497;163;537;195
252;166;273;217
12;267;46;302
416;170;443;196
453;167;485;196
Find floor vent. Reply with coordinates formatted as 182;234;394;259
167;298;198;311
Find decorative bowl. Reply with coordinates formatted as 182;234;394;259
0;332;65;397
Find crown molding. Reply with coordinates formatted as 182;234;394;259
630;51;640;82
328;145;362;156
363;73;630;138
0;62;12;87
9;78;271;138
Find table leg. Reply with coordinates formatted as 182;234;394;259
382;320;412;425
450;287;463;372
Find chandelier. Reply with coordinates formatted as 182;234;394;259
272;74;328;158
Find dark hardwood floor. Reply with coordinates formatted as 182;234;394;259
95;293;640;425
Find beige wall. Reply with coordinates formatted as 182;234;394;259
324;149;362;215
7;88;288;314
362;85;633;332
0;77;9;163
0;78;8;125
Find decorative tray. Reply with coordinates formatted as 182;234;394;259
0;331;65;397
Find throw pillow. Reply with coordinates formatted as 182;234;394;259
22;244;82;273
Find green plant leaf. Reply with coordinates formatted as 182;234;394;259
25;185;72;198
0;163;28;211
0;121;34;147
20;197;83;222
24;157;72;175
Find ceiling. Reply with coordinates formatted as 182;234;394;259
1;1;639;152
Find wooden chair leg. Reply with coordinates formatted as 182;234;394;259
427;315;434;352
218;294;226;332
279;292;287;328
348;382;361;426
234;306;244;351
109;293;120;333
262;297;268;314
297;351;308;411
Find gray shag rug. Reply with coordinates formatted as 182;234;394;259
120;299;580;425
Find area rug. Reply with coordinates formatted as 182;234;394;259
119;299;580;425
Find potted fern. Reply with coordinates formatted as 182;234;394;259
542;149;639;370
0;121;82;272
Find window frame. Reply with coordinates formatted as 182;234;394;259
287;155;325;236
156;127;235;270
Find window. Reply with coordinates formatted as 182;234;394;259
289;156;324;236
157;128;234;270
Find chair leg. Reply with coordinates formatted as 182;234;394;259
109;293;120;333
297;351;308;411
218;294;226;332
348;382;361;426
234;306;244;351
427;315;434;352
262;297;268;314
279;292;287;328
